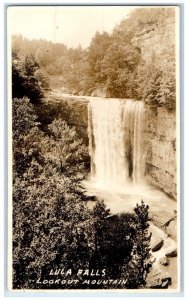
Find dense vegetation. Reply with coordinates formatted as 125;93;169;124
12;7;176;110
13;96;153;289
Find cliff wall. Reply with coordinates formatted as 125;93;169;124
132;19;175;64
145;107;177;198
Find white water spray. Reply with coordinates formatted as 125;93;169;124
88;98;145;191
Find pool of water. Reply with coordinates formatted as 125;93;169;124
84;181;177;220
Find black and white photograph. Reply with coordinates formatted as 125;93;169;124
7;4;180;292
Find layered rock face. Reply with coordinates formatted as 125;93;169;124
132;19;175;64
144;107;177;198
47;93;89;144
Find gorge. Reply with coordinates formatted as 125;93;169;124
48;92;177;201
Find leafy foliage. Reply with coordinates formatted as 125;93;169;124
125;201;152;288
12;97;91;288
12;98;153;289
12;50;45;103
134;49;176;111
101;43;141;98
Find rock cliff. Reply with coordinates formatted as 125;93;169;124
132;19;175;64
144;107;177;198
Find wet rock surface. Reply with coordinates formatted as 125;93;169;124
147;223;177;289
159;256;170;266
146;269;172;288
151;238;164;252
165;247;177;258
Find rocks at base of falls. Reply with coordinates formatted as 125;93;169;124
159;256;170;266
148;222;178;289
150;217;177;257
151;210;177;241
165;247;177;258
146;269;172;289
151;238;164;252
164;218;177;241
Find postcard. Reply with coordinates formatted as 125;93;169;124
7;4;181;293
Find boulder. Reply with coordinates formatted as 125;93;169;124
161;279;170;288
159;256;170;266
151;238;164;252
146;269;172;288
166;218;177;240
165;247;177;257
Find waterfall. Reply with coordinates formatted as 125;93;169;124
88;98;145;191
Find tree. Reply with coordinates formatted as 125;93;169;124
134;50;176;111
124;200;153;288
12;52;44;102
12;97;41;178
87;200;153;289
101;43;141;98
86;31;112;93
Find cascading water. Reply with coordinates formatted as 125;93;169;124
126;100;145;183
87;98;145;191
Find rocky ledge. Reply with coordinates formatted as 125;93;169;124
146;223;178;289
